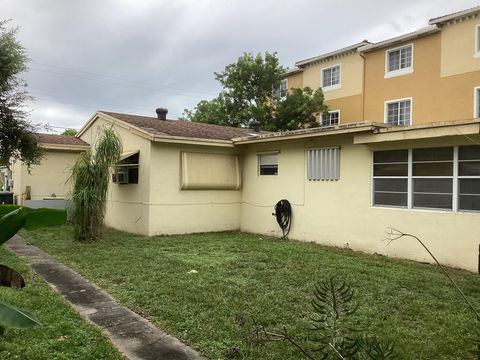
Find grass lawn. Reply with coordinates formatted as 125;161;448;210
22;226;479;360
0;245;125;360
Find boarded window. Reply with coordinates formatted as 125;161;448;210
307;147;340;181
181;152;241;190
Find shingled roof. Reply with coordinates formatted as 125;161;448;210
37;133;89;147
101;111;265;141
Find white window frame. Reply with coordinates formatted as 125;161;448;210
258;152;279;176
475;86;480;118
320;110;341;127
384;97;413;126
372;146;480;213
385;43;414;78
475;24;480;58
273;78;288;99
321;64;341;91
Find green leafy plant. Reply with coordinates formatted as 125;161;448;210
245;277;396;359
70;126;122;241
0;204;66;333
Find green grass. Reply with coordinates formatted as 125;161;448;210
0;246;125;360
22;226;480;360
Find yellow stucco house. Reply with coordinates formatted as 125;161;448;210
10;134;89;205
11;6;480;272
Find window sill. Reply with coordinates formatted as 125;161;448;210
371;205;480;215
384;68;413;79
322;84;341;92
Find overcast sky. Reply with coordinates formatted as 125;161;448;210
1;0;479;133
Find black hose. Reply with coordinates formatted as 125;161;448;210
273;199;292;239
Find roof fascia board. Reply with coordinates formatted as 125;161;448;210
354;122;480;144
233;125;379;145
153;136;234;147
295;41;369;67
359;26;439;53
40;144;89;151
429;6;480;25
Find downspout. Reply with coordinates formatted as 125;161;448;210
359;52;366;121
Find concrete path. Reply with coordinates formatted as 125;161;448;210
6;235;205;360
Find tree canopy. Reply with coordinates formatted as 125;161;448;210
183;52;328;131
62;128;78;136
0;20;42;169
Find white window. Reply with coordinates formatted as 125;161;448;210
385;98;412;126
475;86;480;118
258;153;278;176
475;25;480;57
385;44;413;77
307;147;340;181
321;64;341;90
373;146;480;212
321;110;340;127
273;79;288;99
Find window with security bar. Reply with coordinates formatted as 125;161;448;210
307;147;340;180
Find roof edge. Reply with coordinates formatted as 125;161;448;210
429;6;480;25
295;40;371;67
359;25;439;53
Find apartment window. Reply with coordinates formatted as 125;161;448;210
475;87;480;118
259;153;278;176
307;147;340;181
321;110;340;127
476;25;480;57
373;146;480;212
112;152;139;184
322;65;340;90
273;79;288;99
386;44;413;77
385;98;412;126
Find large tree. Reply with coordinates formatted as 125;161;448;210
183;52;328;131
0;20;42;169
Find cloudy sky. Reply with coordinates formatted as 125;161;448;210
2;0;479;133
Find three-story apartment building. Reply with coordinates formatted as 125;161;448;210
282;6;480;126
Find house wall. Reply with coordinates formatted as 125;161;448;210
11;150;81;203
79;116;152;235
239;134;480;272
148;143;241;235
364;29;480;124
286;71;303;90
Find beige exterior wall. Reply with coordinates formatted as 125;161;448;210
148;143;241;235
302;53;364;100
79;116;152;235
440;16;480;77
364;30;480;124
285;71;303;90
239;134;480;272
11;150;81;203
324;94;364;123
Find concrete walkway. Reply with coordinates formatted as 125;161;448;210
6;235;205;360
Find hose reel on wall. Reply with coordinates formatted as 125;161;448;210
272;199;292;239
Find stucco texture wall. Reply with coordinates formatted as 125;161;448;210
239;135;480;272
79;116;152;235
12;150;81;203
364;31;480;124
148;143;241;235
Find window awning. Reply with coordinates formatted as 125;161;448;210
119;150;139;161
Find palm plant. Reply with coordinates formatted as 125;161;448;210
0;204;66;333
70;127;122;241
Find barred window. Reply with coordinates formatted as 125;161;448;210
307;147;340;181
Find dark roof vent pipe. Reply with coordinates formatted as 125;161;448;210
249;120;261;132
156;108;168;120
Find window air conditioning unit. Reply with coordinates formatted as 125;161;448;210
113;168;128;184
